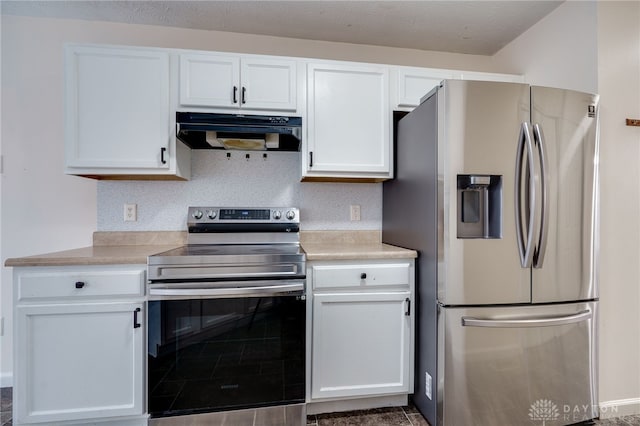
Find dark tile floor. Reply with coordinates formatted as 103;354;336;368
1;388;11;426
596;415;640;426
307;405;640;426
307;405;429;426
2;387;640;426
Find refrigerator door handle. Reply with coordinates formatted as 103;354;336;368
515;122;536;268
533;123;550;268
461;309;592;328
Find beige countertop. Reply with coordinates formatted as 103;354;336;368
4;244;181;267
302;242;416;261
4;230;417;267
300;230;417;260
4;231;185;267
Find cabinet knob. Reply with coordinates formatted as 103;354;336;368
75;281;85;289
360;273;367;280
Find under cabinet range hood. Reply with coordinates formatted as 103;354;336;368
176;112;302;151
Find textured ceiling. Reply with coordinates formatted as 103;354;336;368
1;1;564;55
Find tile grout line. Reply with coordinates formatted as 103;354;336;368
402;405;422;426
402;409;414;425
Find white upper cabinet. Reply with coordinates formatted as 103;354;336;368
64;44;190;180
304;62;391;181
392;66;523;110
179;53;297;111
179;54;239;108
63;43;522;182
454;70;525;83
241;58;298;110
393;67;454;109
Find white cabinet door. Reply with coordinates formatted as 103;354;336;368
179;53;297;111
180;53;240;107
311;291;411;399
393;67;524;109
395;67;454;108
65;46;171;170
14;302;144;424
241;58;297;110
305;63;391;180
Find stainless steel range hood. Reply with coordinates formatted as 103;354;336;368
176;112;302;151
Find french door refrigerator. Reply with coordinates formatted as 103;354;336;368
383;80;599;426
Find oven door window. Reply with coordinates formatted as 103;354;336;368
147;295;305;418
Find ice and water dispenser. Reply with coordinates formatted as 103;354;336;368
457;175;502;239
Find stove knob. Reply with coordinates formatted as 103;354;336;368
206;210;217;219
273;210;282;220
192;210;203;220
286;210;296;220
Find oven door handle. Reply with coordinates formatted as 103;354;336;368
148;282;305;299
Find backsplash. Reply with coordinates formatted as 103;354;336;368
97;150;382;231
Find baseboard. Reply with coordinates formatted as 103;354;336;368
0;372;13;388
599;398;640;418
306;394;408;415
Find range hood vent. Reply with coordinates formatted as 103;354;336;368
176;112;302;151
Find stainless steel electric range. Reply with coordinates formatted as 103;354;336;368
147;207;306;426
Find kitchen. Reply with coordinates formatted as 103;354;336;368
1;1;639;426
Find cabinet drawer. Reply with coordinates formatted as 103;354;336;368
313;263;410;290
17;269;145;301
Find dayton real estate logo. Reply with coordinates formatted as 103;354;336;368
529;399;560;425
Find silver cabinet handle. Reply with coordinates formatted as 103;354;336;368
462;309;592;328
515;122;536;268
533;123;549;268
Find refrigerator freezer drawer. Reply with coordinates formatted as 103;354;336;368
439;302;597;426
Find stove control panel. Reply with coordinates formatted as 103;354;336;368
188;207;299;225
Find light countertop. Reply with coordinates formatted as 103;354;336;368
4;244;181;267
4;230;417;267
302;242;416;261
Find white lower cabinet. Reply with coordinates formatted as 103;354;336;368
309;260;415;403
13;266;146;425
312;291;411;399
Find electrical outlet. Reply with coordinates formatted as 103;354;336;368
350;205;361;221
124;203;137;222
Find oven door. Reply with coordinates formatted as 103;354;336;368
147;280;306;419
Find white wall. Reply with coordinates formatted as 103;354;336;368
0;14;507;386
596;1;640;417
493;1;598;93
496;0;640;416
1;16;99;387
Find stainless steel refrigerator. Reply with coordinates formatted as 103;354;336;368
383;80;599;426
